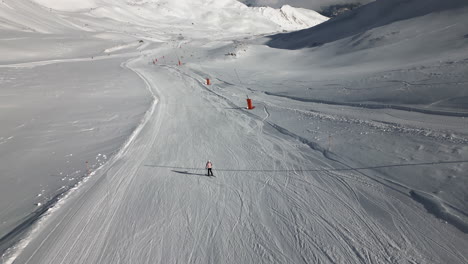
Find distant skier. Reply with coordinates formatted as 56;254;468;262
205;160;213;176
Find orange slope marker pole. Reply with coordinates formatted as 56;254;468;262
246;97;255;110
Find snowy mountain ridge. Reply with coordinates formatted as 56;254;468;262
252;4;328;30
19;0;328;33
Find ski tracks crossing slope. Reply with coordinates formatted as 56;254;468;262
9;54;468;264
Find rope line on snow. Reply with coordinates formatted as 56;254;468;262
144;160;468;173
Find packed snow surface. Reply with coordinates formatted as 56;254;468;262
31;0;97;11
1;0;467;263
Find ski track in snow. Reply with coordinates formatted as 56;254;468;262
2;1;468;263
4;50;467;263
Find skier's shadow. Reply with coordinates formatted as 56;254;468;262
172;170;213;177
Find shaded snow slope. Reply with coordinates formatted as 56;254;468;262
263;0;468;115
267;0;468;49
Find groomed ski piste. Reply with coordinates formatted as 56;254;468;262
1;0;467;263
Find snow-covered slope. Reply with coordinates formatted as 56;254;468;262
1;0;468;263
0;0;327;62
0;0;328;253
265;0;468;113
32;0;97;11
20;0;328;34
267;0;468;49
91;0;327;33
251;5;328;31
0;0;88;33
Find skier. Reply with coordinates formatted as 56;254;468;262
205;160;213;176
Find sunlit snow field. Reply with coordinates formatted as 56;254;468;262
1;0;467;263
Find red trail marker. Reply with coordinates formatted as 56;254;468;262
246;98;255;110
